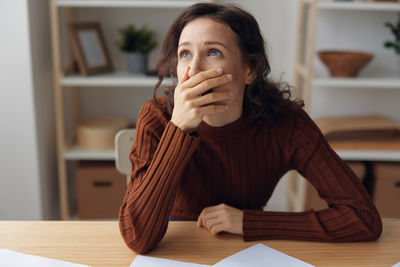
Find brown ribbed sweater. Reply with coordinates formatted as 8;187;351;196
119;96;382;254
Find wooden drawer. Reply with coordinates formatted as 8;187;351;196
76;161;127;219
373;163;400;218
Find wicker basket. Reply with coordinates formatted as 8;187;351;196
318;50;374;77
77;116;129;150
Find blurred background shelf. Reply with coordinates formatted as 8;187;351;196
291;0;400;215
331;135;400;161
336;149;400;161
56;0;206;8
64;145;115;161
313;76;400;89
318;1;400;11
60;72;173;87
50;0;200;219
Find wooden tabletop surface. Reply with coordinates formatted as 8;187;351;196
0;220;399;266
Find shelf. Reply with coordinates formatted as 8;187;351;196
292;0;400;213
318;1;400;11
60;72;173;87
336;149;400;161
64;146;115;160
56;0;206;8
331;136;400;161
313;77;400;89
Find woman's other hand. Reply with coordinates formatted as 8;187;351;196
171;66;233;133
197;203;243;235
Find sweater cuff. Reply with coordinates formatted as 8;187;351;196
157;121;201;179
163;120;200;150
242;209;316;242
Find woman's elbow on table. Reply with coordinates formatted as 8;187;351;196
365;215;383;241
119;222;162;254
119;207;165;253
362;205;383;241
349;208;383;242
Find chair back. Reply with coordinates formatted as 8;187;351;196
114;129;135;183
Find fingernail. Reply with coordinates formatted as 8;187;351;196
226;74;232;80
216;68;223;74
225;105;228;109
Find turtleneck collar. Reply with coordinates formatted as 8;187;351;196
196;114;251;140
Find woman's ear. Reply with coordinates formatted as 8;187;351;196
244;66;256;85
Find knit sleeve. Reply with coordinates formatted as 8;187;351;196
119;100;200;254
243;109;382;242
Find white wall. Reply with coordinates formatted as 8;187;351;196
28;0;58;219
0;0;57;219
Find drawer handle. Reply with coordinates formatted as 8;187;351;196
395;181;400;188
93;181;112;187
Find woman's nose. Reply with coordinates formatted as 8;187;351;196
188;56;203;77
188;66;200;77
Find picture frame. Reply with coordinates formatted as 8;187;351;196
69;22;113;76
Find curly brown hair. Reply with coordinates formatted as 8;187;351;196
153;3;303;126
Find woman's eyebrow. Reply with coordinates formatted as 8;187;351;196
178;41;228;49
204;41;228;49
178;41;190;47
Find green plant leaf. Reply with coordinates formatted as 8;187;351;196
116;24;157;53
389;25;399;38
384;22;394;29
395;45;400;55
384;42;394;48
384;41;394;48
384;14;400;46
397;13;400;30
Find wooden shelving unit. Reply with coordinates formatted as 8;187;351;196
56;0;207;8
289;0;400;212
336;150;400;161
318;1;400;11
49;0;208;220
64;146;115;161
313;77;400;89
60;72;173;87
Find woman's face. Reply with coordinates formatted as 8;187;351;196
177;17;252;107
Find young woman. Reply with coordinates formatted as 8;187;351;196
119;3;382;254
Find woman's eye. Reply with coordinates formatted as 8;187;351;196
180;50;190;59
209;49;222;57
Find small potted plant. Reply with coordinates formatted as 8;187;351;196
384;14;400;59
117;24;157;74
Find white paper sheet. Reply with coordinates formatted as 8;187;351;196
392;262;400;267
0;249;90;267
212;243;315;267
131;255;210;267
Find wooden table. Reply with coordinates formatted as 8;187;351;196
0;220;399;266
